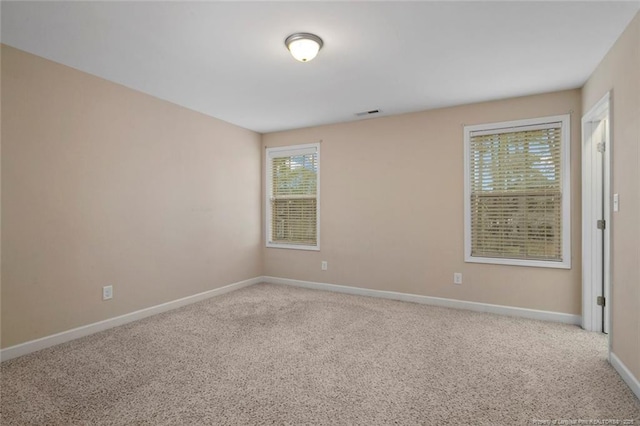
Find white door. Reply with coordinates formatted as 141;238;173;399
582;93;611;334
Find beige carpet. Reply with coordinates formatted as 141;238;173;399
1;283;639;425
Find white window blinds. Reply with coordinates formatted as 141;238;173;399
464;116;571;268
266;144;319;250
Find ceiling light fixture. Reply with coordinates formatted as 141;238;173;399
285;33;323;62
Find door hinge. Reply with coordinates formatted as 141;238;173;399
597;142;606;153
597;296;606;307
597;219;606;230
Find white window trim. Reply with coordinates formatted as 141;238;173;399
265;143;320;251
463;114;571;269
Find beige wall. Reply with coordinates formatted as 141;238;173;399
583;13;640;382
263;89;582;315
0;39;3;347
1;46;263;348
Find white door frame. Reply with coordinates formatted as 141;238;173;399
581;91;611;334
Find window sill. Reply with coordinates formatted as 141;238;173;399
266;242;320;251
465;255;571;269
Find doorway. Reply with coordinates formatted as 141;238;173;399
581;92;611;334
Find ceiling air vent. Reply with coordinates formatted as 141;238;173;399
355;109;381;117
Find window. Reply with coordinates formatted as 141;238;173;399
464;115;570;268
266;143;319;250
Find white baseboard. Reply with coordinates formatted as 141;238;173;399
610;352;640;400
262;276;582;325
0;276;262;362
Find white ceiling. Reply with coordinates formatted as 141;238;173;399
2;1;639;133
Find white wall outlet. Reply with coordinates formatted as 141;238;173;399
453;273;463;285
321;261;328;271
102;285;113;300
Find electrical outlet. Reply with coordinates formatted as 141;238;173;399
453;273;463;285
321;261;328;271
102;285;113;300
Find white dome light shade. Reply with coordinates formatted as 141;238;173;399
285;33;323;62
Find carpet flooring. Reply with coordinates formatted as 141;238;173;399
1;283;639;425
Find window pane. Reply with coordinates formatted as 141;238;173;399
272;154;317;197
267;145;319;248
272;198;317;245
470;193;561;260
468;123;564;263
